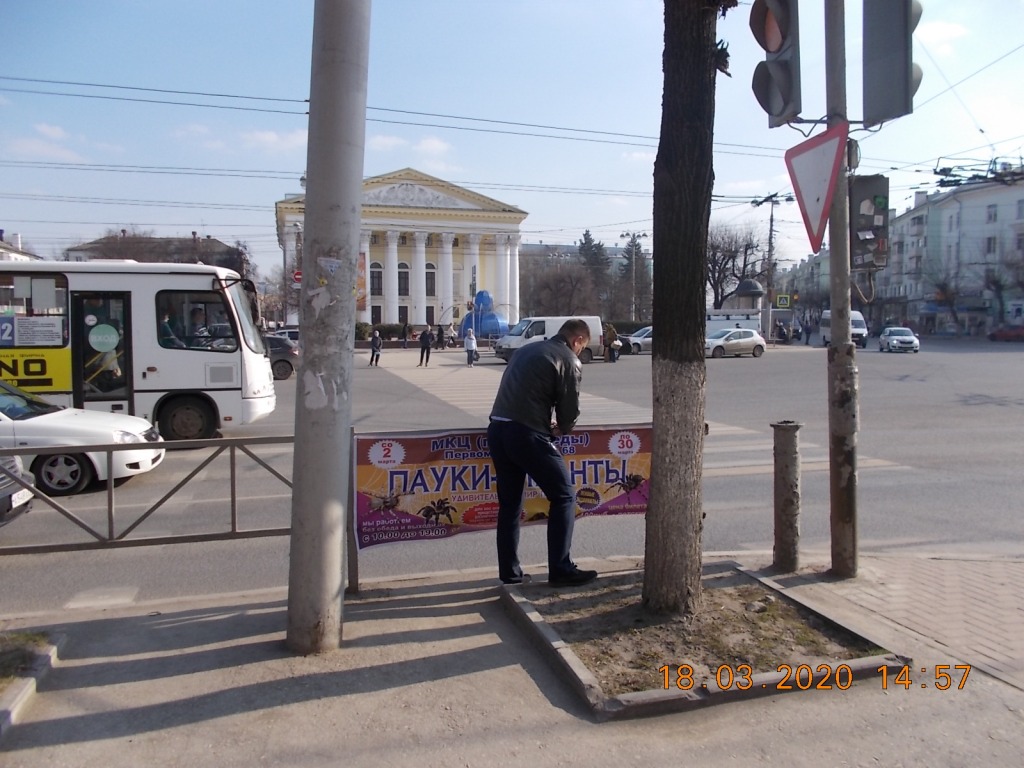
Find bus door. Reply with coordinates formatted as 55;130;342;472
70;292;134;414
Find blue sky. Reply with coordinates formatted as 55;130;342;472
2;0;1022;279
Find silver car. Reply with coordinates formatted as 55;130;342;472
705;328;766;358
626;326;653;355
878;327;920;353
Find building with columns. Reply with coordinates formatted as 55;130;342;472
275;168;528;328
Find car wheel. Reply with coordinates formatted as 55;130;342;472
159;396;217;440
752;345;764;358
711;346;725;359
913;349;919;353
272;360;293;380
579;348;593;364
633;343;642;355
33;453;93;496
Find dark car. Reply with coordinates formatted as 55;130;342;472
0;454;35;528
264;335;301;380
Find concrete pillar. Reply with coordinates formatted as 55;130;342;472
495;234;509;321
384;230;399;324
508;233;521;324
771;420;802;572
412;231;427;326
439;232;455;324
362;228;374;325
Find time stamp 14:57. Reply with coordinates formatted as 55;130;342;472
659;664;972;692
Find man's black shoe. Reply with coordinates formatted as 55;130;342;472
501;574;531;585
548;569;598;587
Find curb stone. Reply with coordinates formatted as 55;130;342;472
0;633;66;741
499;569;910;721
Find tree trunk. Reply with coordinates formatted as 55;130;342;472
642;0;718;615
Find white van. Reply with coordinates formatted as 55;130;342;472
820;310;869;348
493;316;603;364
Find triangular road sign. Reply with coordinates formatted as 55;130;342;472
784;121;849;253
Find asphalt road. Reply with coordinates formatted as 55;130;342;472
1;335;1022;616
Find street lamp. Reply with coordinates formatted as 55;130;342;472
620;231;648;322
750;193;794;304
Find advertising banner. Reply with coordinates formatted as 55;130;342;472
353;425;651;549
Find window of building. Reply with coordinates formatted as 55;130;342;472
987;204;998;223
425;262;436;297
453;237;459;248
370;234;378;246
398;306;408;324
985;236;997;255
398;262;410;296
370;261;382;296
371;305;381;325
1017;234;1024;253
399;235;407;247
1017;199;1024;220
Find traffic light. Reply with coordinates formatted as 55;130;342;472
863;0;923;126
750;0;801;128
849;175;890;271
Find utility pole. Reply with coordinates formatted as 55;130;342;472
286;0;371;653
824;0;858;578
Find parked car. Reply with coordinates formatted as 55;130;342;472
625;326;653;355
0;381;165;496
878;327;920;353
988;326;1024;342
263;334;301;380
0;454;34;528
705;328;766;358
273;328;301;344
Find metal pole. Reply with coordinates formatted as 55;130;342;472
825;0;858;578
286;0;371;653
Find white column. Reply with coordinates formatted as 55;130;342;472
384;230;399;324
358;230;372;324
439;232;455;324
465;233;481;303
508;233;521;324
495;234;510;321
411;231;427;326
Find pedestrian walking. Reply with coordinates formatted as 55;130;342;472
369;329;382;366
418;325;435;367
400;322;410;350
434;324;445;351
487;318;597;587
464;328;478;367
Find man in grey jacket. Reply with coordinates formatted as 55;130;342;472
487;318;597;587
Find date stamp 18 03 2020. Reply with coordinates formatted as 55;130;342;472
660;663;972;692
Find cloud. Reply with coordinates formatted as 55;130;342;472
413;136;451;156
6;137;84;162
35;123;69;140
368;134;408;151
173;123;212;139
917;20;969;58
241;128;308;153
622;150;656;163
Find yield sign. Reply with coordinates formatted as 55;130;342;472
784;121;849;253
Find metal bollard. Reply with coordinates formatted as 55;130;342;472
771;420;802;572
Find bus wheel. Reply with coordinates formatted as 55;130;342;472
160;397;216;440
33;453;93;496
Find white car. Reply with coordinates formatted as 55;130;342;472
705;328;766;358
626;326;653;355
0;381;165;496
878;327;920;353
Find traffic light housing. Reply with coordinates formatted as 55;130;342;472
849;175;890;271
750;0;801;128
863;0;923;126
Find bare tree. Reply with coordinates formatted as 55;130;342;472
705;223;761;308
644;0;735;615
531;263;598;315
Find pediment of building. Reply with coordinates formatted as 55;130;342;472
361;168;525;215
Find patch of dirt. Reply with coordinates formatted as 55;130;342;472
0;631;48;690
527;568;883;696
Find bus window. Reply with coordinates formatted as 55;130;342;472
157;291;238;352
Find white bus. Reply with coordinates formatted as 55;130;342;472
0;261;276;440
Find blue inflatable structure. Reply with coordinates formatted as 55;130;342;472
460;290;508;341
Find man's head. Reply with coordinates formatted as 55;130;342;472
191;308;205;323
558;319;591;358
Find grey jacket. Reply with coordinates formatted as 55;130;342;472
489;335;582;436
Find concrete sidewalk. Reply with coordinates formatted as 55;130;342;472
2;553;1024;767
